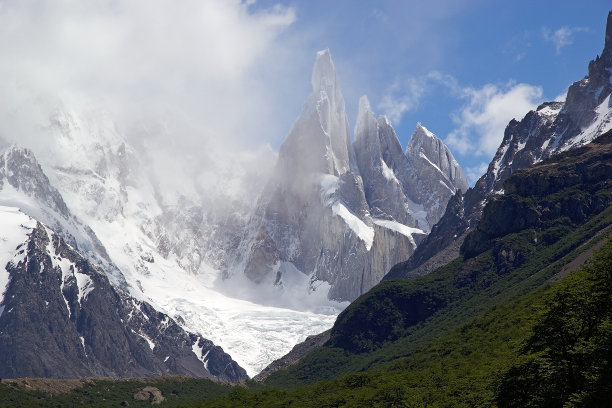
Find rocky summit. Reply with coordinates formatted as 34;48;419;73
232;51;467;302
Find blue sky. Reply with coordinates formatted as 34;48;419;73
249;0;611;183
0;1;610;185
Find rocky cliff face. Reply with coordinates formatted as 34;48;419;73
353;99;468;232
404;123;469;228
0;208;247;381
386;11;612;281
234;51;467;302
353;96;414;226
233;52;409;302
461;129;612;260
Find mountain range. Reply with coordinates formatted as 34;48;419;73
0;9;610;398
0;45;468;377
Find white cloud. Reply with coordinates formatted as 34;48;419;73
372;8;389;24
542;26;587;54
554;91;568;103
503;30;533;62
445;82;543;157
377;71;459;124
0;0;296;152
377;71;542;161
378;78;427;123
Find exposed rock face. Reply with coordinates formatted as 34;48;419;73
386;11;612;280
353;97;415;226
233;52;467;302
404;123;469;227
353;100;468;232
461;129;612;259
0;212;247;381
133;386;165;404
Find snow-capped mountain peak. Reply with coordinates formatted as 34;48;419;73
406;123;469;194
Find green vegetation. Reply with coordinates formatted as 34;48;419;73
0;376;234;407
497;240;612;408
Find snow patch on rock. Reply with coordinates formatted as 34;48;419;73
332;203;374;250
0;206;36;315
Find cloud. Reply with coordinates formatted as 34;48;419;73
0;0;296;152
377;71;459;124
542;26;587;54
0;0;301;206
372;8;389;24
378;78;428;123
376;69;543;169
445;82;543;157
503;30;533;62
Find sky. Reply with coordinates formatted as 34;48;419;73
0;0;610;185
252;0;611;183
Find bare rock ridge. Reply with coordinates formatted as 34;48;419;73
0;146;112;267
234;51;468;302
386;10;612;280
405;123;469;227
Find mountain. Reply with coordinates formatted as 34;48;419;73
3;127;610;402
386;10;612;281
353;98;468;232
150;128;612;407
232;50;467;302
0;149;247;380
404;123;469;226
0;49;467;377
246;127;612;392
0;105;343;377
